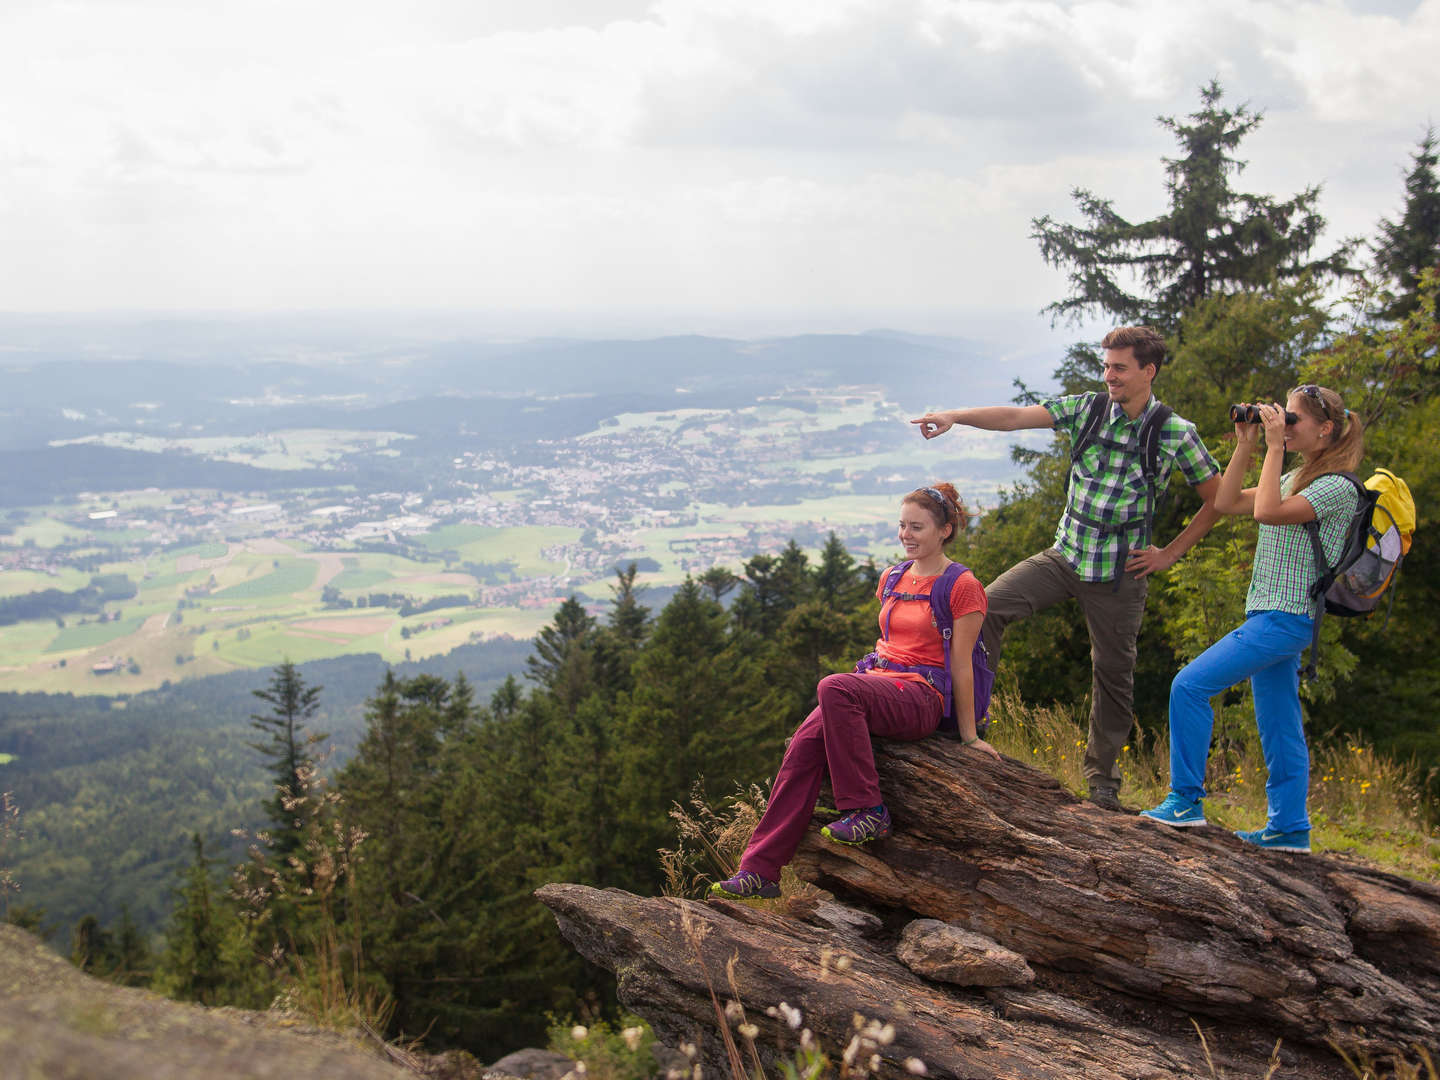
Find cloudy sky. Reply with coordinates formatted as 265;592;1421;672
1;0;1436;337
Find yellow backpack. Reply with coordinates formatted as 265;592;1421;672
1302;467;1416;679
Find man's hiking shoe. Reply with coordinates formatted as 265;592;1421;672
710;870;780;900
821;804;892;846
1087;785;1122;812
1236;827;1311;854
1139;792;1207;827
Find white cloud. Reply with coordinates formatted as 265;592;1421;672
0;0;1436;322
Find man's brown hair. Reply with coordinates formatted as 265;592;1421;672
1101;326;1166;374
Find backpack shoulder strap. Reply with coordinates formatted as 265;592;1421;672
928;562;968;643
1137;403;1174;484
1070;392;1109;467
1300;470;1369;682
880;561;912;600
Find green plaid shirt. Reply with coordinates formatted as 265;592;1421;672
1046;392;1219;583
1246;471;1358;616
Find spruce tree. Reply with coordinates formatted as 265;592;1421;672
1373;126;1440;321
157;835;225;1004
249;660;327;866
1032;80;1351;334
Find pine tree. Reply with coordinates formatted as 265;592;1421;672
157;834;225;1004
1373;126;1440;321
593;564;651;698
1032;80;1351;334
249;660;327;867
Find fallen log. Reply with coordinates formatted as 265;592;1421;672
536;738;1440;1079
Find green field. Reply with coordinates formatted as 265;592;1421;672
0;567;92;597
165;542;229;561
212;561;318;600
45;616;149;653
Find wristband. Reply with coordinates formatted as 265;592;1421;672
963;736;979;745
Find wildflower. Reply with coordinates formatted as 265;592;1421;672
904;1059;928;1075
575;1064;588;1076
622;1027;644;1052
571;1025;589;1042
724;1000;745;1022
777;1001;803;1030
834;955;852;973
870;1054;883;1071
680;1042;698;1060
738;1023;759;1040
800;1029;816;1051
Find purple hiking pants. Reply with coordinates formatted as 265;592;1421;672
739;672;941;882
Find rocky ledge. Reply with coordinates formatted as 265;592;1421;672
537;738;1440;1080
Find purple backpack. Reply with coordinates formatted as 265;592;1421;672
854;560;995;735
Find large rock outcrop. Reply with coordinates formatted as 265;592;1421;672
537;739;1440;1080
0;923;414;1079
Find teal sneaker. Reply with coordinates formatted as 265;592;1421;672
1236;827;1311;853
1139;792;1206;827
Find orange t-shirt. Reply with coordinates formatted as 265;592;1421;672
864;564;987;699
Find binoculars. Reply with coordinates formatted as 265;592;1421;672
1229;404;1298;425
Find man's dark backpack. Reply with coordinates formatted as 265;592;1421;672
1067;393;1175;583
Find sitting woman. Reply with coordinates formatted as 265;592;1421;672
712;482;999;900
1141;386;1363;852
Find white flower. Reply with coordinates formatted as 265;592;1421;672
621;1027;644;1052
777;1002;803;1030
904;1058;928;1075
738;1023;759;1040
571;1025;589;1042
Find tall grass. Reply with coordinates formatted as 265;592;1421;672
983;688;1440;880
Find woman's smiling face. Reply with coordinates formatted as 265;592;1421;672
898;499;950;561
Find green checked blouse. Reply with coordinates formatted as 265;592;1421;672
1246;470;1358;617
1045;392;1220;583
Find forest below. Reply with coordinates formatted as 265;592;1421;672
1;82;1439;1066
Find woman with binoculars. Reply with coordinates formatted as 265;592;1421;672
1141;385;1364;852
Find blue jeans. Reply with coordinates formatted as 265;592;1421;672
1168;610;1314;834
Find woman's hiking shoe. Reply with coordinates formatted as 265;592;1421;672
1139;792;1207;827
1235;827;1311;853
821;804;892;845
710;870;780;900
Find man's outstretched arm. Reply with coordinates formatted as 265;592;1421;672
911;404;1054;438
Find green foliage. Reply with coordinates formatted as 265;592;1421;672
548;1016;656;1080
1032;80;1350;332
1372;126;1440;322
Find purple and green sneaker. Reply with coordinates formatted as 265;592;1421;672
821;804;892;846
710;869;780;900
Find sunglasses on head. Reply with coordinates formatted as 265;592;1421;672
1293;384;1332;419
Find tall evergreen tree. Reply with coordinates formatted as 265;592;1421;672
1032;80;1351;335
249;660;327;866
593;564;651;698
158;834;225;1004
1373;126;1440;321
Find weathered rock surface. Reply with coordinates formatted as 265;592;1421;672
487;1047;577;1080
0;923;412;1079
536;738;1440;1080
895;920;1034;988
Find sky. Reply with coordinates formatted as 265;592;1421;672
1;0;1437;339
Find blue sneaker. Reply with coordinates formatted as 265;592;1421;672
1139;792;1207;827
821;804;892;845
1235;827;1311;853
710;869;780;899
